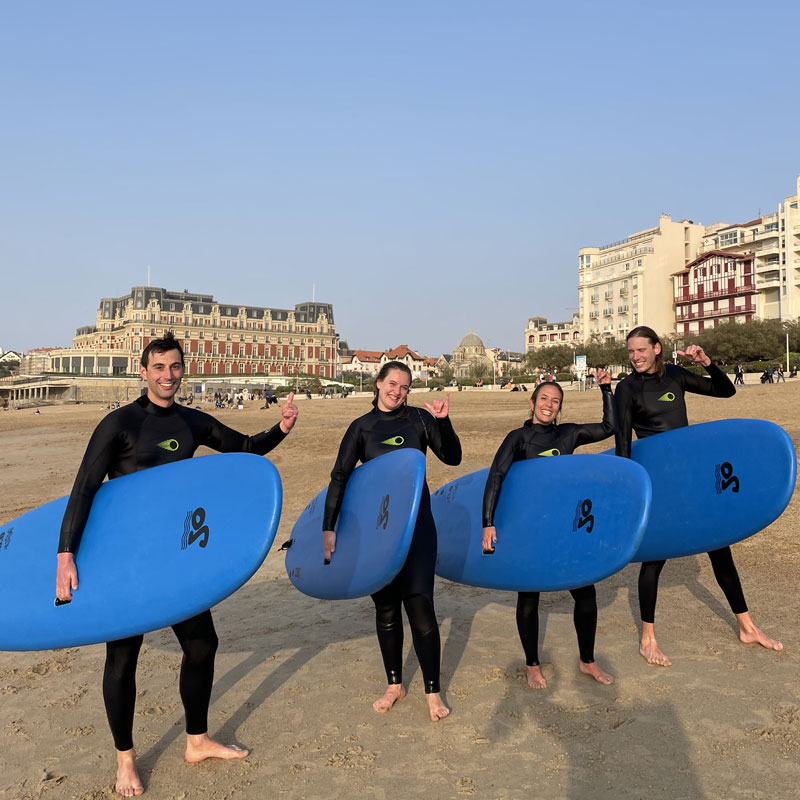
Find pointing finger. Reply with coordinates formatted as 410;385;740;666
286;392;294;404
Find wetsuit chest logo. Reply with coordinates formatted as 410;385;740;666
538;448;560;457
657;392;676;402
381;436;405;446
181;507;210;549
158;438;180;452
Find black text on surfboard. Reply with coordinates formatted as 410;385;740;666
0;527;13;555
181;508;210;550
715;462;740;494
572;499;595;534
376;495;390;530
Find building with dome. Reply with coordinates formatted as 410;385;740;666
450;331;494;379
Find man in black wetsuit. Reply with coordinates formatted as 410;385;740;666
55;332;298;797
615;326;781;667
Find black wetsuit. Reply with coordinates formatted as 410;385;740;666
614;363;746;624
482;384;615;666
323;404;461;693
59;395;287;751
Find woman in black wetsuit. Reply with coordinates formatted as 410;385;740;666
323;361;461;721
616;325;782;667
482;371;615;689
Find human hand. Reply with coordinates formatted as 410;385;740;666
593;367;612;385
482;526;497;553
280;392;299;433
56;552;78;603
323;530;336;563
677;345;711;367
423;392;450;418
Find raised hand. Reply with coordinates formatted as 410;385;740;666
593;367;612;385
676;344;711;367
423;391;450;419
280;392;299;433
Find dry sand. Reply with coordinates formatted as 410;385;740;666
0;383;798;799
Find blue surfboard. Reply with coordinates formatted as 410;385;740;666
604;418;797;562
285;449;426;600
0;453;282;651
432;455;652;592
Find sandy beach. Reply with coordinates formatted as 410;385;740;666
0;383;798;800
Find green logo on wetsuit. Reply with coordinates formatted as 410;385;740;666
157;438;180;452
381;436;405;446
657;392;676;402
537;448;560;457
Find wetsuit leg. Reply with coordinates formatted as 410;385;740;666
375;493;442;694
516;591;541;666
638;560;667;624
371;579;404;686
172;610;219;735
569;585;597;663
707;546;748;614
103;634;144;751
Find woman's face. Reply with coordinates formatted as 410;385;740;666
530;385;562;425
376;369;411;412
627;336;661;374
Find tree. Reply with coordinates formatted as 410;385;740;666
524;345;575;373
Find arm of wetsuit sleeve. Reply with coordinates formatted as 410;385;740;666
201;415;288;455
322;421;361;531
482;431;519;528
614;380;634;458
574;383;616;447
679;362;736;398
58;417;119;554
424;412;462;466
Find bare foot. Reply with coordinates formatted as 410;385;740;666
526;665;547;689
738;623;783;651
184;733;249;763
372;684;406;713
426;692;450;722
579;661;614;685
115;749;143;797
640;638;672;666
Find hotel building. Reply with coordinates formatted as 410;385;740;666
697;175;800;322
578;215;706;342
49;286;339;379
524;315;582;351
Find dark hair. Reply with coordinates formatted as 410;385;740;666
529;380;563;423
141;331;184;368
372;361;412;408
626;325;665;378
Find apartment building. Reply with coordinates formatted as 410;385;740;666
524;315;581;351
672;251;757;335
49;286;339;379
699;176;800;322
578;215;706;341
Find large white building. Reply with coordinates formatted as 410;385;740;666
699;175;800;322
578;214;705;342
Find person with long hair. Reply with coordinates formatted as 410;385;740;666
323;361;461;721
482;371;616;688
615;325;782;666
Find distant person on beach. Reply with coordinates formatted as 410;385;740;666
323;361;461;722
482;373;616;689
55;332;298;797
615;326;781;667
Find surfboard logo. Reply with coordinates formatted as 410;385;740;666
181;507;210;549
715;461;740;494
0;527;13;555
376;495;390;530
657;392;676;402
572;499;595;533
538;448;560;457
158;438;180;452
381;436;405;446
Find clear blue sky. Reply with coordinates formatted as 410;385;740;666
2;0;798;356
